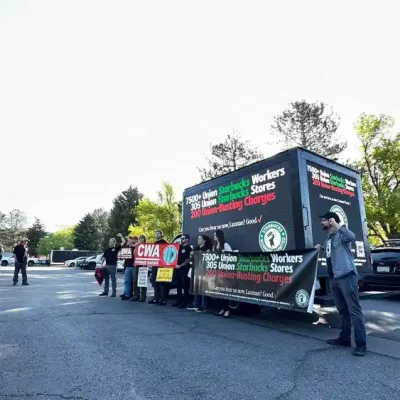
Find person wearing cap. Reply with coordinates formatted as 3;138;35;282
148;229;168;305
13;238;29;286
172;234;193;309
121;236;138;300
131;235;148;302
316;211;367;357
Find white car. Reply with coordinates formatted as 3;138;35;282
1;252;39;267
65;257;88;268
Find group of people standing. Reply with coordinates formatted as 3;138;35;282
98;229;234;318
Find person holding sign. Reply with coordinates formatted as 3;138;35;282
187;235;212;312
99;234;125;297
316;211;367;357
148;230;168;305
131;235;148;302
121;236;138;300
213;230;233;318
172;234;193;309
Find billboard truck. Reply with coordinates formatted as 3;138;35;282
182;147;372;306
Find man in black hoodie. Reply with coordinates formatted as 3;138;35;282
172;234;193;309
148;230;168;305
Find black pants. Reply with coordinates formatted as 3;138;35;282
13;261;28;284
176;267;190;305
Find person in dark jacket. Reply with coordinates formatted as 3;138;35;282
172;234;193;309
13;238;29;286
131;235;148;302
99;234;125;297
187;235;212;312
121;236;138;300
148;230;168;305
316;211;367;357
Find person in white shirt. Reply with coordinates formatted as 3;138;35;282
213;230;233;318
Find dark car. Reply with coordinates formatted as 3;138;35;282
363;247;400;290
79;256;97;270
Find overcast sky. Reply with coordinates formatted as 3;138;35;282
1;0;399;232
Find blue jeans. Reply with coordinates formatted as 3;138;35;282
330;271;367;346
194;294;208;309
124;267;133;298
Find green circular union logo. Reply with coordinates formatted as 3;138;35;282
259;221;287;252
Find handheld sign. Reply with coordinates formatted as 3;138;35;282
119;248;132;260
156;268;174;282
134;243;180;267
138;267;148;287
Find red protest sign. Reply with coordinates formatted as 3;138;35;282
134;243;180;267
118;247;132;260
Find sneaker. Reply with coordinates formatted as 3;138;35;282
22;283;29;286
353;345;367;357
326;338;352;347
121;296;130;300
148;299;158;304
120;294;125;298
139;298;146;302
111;293;116;298
178;304;187;309
99;292;108;296
12;282;17;286
195;307;204;313
186;304;197;310
158;301;167;306
130;297;140;302
171;301;182;308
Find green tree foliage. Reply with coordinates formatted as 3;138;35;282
25;218;47;256
198;131;263;181
0;209;27;249
355;113;400;241
129;183;181;242
271;100;346;159
74;214;99;251
91;208;109;246
37;227;75;255
107;186;143;240
74;209;108;251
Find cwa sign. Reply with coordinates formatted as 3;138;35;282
134;243;180;267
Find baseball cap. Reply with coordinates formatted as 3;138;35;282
319;212;340;223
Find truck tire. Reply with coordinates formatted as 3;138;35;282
70;262;75;268
1;260;8;266
28;260;34;267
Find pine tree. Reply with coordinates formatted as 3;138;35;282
107;186;143;240
198;131;262;181
26;218;47;256
270;100;346;159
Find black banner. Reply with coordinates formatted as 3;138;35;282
193;249;319;313
183;160;295;252
306;162;369;273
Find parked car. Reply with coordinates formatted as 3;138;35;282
363;247;400;290
1;252;39;267
65;257;87;268
80;255;103;270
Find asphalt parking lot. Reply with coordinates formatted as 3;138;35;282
0;266;400;400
